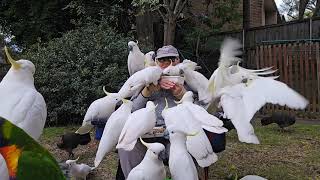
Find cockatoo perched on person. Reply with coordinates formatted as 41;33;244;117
117;66;163;98
75;87;121;135
127;41;145;76
94;99;133;167
65;157;94;180
117;101;157;151
216;77;308;144
127;138;166;180
167;125;199;180
163;60;211;104
0;46;47;140
0;117;66;180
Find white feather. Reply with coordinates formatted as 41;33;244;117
128;41;145;76
117;101;157;151
127;141;166;180
218;77;309;144
118;66;163;98
75;92;121;135
94;100;133;167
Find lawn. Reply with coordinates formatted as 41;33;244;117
39;120;320;180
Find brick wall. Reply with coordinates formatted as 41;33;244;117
249;0;264;27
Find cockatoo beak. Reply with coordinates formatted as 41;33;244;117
122;98;128;104
139;137;149;148
186;131;199;137
102;86;111;96
4;46;21;70
174;99;182;104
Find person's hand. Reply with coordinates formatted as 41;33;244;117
141;84;160;97
159;78;186;99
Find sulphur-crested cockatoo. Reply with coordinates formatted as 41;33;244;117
207;38;243;99
117;66;163;98
162;60;211;104
216;77;309;144
0;46;47;140
94;99;133;167
162;92;227;167
66;157;95;180
76;87;121;134
0;47;47;180
167;125;199;180
128;41;145;76
144;51;156;67
127;138;166;180
117;101;157;151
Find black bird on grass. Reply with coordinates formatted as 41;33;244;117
260;112;296;131
57;132;91;158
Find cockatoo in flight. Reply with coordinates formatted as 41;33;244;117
209;38;309;144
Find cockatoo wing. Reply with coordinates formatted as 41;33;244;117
219;77;308;144
94;107;131;167
220;94;260;144
186;129;217;167
117;110;156;151
186;103;224;127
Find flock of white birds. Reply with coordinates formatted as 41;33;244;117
0;38;308;180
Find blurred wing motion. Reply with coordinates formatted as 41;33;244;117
218;77;309;144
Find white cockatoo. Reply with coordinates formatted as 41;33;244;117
66;157;95;180
167;125;199;180
216;77;309;144
127;41;145;76
0;46;47;140
75;87;121;135
0;47;47;180
207;38;243;99
144;51;156;67
94;99;133;167
162;92;227;167
116;101;157;151
117;66;163;98
127;138;166;180
162;60;211;104
207;38;277;100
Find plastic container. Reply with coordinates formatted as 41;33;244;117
161;76;185;84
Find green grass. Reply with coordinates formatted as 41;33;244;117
39;122;320;180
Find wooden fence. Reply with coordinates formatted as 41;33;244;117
246;42;320;120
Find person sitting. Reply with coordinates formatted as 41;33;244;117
116;45;226;179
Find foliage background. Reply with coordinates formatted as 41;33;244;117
23;22;131;125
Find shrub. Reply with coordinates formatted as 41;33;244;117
24;23;131;126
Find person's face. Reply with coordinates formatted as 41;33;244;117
157;57;180;69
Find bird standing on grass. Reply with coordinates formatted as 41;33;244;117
0;116;66;180
261;112;296;131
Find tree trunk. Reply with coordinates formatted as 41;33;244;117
313;0;320;17
163;17;177;45
299;0;308;20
